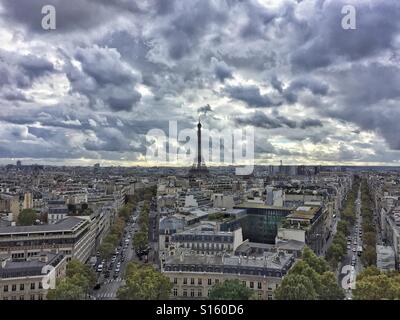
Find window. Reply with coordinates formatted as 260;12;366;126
20;284;24;291
258;282;262;289
173;278;177;284
190;289;195;297
208;279;212;285
267;294;273;300
12;285;16;292
19;295;24;300
30;295;35;300
38;294;43;300
242;281;246;287
183;278;187;285
207;290;211;297
215;279;219;284
39;282;43;289
198;278;202;285
183;290;187;297
190;278;195;285
198;290;202;297
4;285;8;292
250;282;254;289
173;289;178;297
258;292;262;299
31;283;35;290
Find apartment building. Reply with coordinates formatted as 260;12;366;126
0;252;66;300
163;251;295;300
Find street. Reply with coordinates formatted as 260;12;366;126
338;188;363;299
91;203;143;300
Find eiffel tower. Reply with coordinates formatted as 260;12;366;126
188;119;209;177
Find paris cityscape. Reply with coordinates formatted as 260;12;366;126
0;0;400;304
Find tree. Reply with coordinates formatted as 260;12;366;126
276;247;343;300
47;260;95;300
318;272;345;300
302;246;329;275
274;274;317;300
353;274;399;300
117;262;172;299
363;232;376;247
208;279;253;300
100;240;114;258
47;278;85;300
336;220;349;236
66;259;96;292
17;209;37;226
361;246;376;267
133;231;148;251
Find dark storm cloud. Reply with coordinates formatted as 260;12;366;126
0;50;54;88
1;0;111;33
225;85;281;108
324;62;400;150
161;0;228;60
64;46;142;111
1;0;400;163
290;0;400;71
235;111;323;131
299;119;323;129
213;59;233;83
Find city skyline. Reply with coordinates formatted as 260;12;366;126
0;0;400;167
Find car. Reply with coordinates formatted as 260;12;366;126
116;262;121;267
352;248;356;252
347;245;351;250
97;265;103;272
115;267;120;273
96;251;100;257
121;256;125;262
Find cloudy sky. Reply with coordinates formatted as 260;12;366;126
0;0;399;166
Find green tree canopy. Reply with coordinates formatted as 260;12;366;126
274;274;317;300
208;279;254;300
47;260;96;300
117;262;172;300
17;209;37;226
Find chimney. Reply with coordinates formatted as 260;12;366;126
39;253;48;263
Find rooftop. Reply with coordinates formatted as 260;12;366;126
0;216;87;235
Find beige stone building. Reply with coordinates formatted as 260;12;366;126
0;252;66;300
163;251;294;300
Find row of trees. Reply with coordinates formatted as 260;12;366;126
47;259;96;300
117;262;172;299
99;216;126;258
353;267;400;299
325;177;360;268
360;180;377;267
132;201;150;251
274;247;345;300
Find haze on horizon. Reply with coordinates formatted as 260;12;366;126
0;0;400;167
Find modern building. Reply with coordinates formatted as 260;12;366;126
0;217;95;263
